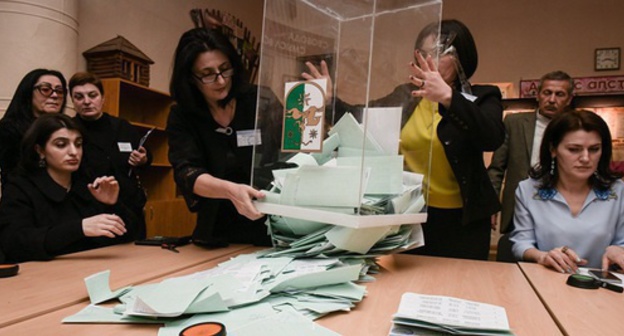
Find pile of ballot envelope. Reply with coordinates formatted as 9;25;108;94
64;251;371;335
63;112;431;335
259;112;427;258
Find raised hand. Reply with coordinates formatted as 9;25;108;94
88;176;120;205
409;51;453;108
301;60;333;103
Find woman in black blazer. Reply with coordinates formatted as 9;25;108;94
0;114;137;262
304;20;504;260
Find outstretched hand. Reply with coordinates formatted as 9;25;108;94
301;60;333;103
409;51;453;108
228;183;266;220
88;176;119;205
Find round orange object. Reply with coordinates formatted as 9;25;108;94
179;322;226;336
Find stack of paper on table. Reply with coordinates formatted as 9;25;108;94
389;293;514;336
64;251;368;335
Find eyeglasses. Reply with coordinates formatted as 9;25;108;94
417;32;457;59
34;84;65;97
193;68;234;84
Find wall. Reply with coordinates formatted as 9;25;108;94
2;0;623;113
443;0;624;96
77;0;264;93
0;0;79;115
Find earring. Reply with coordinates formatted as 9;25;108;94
549;158;555;176
38;157;46;168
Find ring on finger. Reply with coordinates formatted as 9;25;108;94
561;245;569;254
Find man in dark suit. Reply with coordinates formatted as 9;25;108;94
488;71;573;261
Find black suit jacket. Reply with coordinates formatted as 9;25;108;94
0;170;137;262
166;84;282;242
335;83;505;225
487;111;537;233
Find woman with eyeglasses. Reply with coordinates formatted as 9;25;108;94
0;69;67;191
167;28;282;247
0;114;137;262
303;20;504;260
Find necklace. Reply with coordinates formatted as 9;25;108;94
212;100;236;136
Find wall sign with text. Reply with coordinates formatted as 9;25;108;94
520;75;624;98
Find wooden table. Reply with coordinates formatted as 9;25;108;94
2;252;562;335
519;262;624;336
0;243;253;328
317;255;561;336
0;251;256;335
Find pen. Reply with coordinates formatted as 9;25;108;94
161;243;179;253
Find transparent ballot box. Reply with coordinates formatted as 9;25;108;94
252;0;441;231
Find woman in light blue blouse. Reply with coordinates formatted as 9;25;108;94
511;110;624;273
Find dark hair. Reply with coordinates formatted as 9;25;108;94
19;113;82;174
529;109;621;190
170;28;246;113
1;69;67;134
414;19;478;85
69;72;104;96
538;70;574;96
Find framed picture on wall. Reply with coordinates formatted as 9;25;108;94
595;47;620;71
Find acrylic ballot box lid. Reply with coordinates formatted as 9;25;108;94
252;0;442;229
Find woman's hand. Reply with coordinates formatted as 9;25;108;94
227;183;266;221
409;51;453;108
88;176;119;205
536;246;587;273
82;214;126;238
128;146;148;166
602;245;624;272
301;60;333;103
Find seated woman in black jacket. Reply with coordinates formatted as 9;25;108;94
0;114;137;262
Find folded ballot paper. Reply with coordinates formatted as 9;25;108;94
256;110;427;258
64;252;368;336
389;293;514;336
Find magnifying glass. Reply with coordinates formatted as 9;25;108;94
179;322;226;336
567;274;623;293
0;264;19;278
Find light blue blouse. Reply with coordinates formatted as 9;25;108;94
510;178;624;268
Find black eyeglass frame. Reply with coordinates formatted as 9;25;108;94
192;68;235;84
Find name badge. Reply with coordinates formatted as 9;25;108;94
236;129;262;147
117;142;133;152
